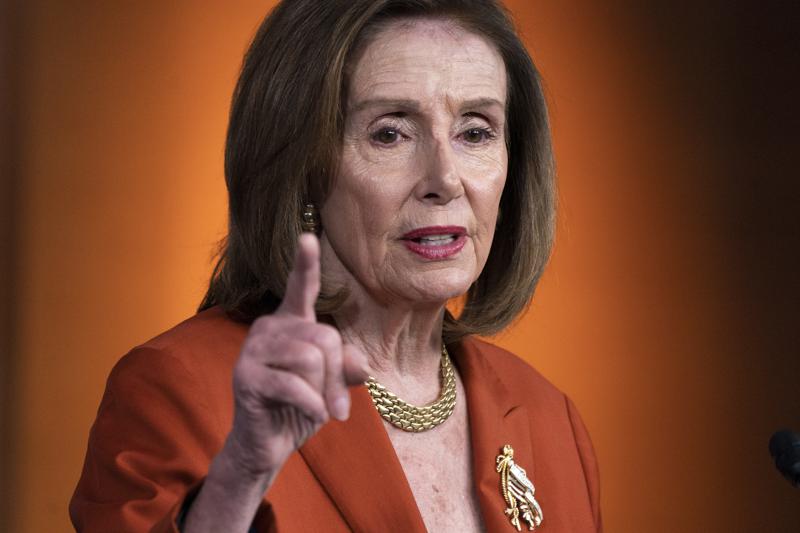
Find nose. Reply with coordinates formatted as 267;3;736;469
414;136;464;204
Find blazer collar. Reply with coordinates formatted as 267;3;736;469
298;337;535;533
454;338;537;532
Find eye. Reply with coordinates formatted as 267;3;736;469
372;128;401;145
462;127;494;144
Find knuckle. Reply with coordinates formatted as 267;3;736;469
292;343;322;370
310;324;341;353
242;334;270;360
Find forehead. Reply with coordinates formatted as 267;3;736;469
347;18;507;110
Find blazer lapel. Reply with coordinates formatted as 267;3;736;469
299;338;538;533
298;385;427;532
452;339;538;533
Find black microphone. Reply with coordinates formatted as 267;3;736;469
769;429;800;488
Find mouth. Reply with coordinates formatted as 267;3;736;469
400;226;467;260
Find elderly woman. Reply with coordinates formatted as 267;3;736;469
71;1;601;531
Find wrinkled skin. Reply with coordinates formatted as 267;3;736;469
185;17;507;533
321;19;508;311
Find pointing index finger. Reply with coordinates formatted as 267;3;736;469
279;233;321;320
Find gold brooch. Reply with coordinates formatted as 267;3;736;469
496;444;543;530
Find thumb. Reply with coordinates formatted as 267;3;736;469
278;233;321;320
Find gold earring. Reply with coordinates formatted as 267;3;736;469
301;203;320;233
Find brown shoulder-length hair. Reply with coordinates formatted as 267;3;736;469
199;0;556;343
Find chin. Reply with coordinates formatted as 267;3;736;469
402;271;474;305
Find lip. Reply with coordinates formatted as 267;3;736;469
400;225;467;260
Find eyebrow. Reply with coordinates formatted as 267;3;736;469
350;97;505;115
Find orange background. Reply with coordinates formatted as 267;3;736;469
2;1;799;532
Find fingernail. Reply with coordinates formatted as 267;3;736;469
333;396;350;421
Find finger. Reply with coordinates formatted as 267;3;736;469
278;233;320;320
255;366;330;425
320;330;348;421
260;338;326;392
342;344;370;386
283;322;349;421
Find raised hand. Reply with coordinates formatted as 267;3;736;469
227;233;368;477
185;234;369;533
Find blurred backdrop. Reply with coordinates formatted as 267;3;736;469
1;1;798;531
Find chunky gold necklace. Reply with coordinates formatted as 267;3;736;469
365;344;456;432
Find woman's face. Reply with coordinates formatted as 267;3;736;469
320;18;508;307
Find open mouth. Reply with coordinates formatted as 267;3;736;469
400;226;467;259
410;234;458;246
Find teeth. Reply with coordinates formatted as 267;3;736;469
417;234;456;245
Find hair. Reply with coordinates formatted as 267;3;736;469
199;0;556;343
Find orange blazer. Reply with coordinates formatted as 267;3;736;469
71;307;602;532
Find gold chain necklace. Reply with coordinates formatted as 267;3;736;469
365;344;456;432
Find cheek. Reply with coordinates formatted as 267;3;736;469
465;150;507;266
324;148;410;248
468;149;507;220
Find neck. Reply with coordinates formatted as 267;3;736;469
331;289;447;404
320;233;453;403
334;297;444;373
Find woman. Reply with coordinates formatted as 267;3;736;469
71;1;601;531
